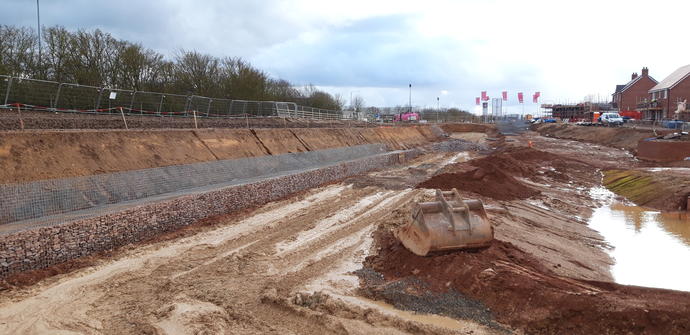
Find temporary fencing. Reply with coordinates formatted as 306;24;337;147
0;75;344;120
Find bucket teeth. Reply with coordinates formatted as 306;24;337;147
396;188;494;256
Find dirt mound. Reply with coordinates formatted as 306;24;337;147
440;123;497;135
364;230;690;335
417;147;575;200
534;123;672;151
417;164;539;200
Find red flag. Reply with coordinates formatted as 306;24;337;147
481;91;488;101
532;93;538;103
475;97;480;105
502;91;508;101
535;91;541;98
517;92;524;103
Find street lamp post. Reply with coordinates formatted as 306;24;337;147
408;84;412;114
36;0;42;70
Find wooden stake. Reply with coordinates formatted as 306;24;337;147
193;110;198;129
17;104;24;130
120;107;128;130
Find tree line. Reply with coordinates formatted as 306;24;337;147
0;25;344;110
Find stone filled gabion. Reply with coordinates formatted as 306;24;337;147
0;149;421;279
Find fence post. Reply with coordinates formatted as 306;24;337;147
157;94;164;116
207;98;212;117
193;110;198;129
94;87;103;112
184;96;192;115
229;100;234;116
4;77;12;106
129;91;137;114
53;83;63;110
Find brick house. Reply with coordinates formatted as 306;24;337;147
643;64;690;120
612;67;657;113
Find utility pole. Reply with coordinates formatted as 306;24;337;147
408;84;412;114
36;0;42;71
436;97;440;123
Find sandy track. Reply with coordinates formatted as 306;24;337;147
0;152;498;334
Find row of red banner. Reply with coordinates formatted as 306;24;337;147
476;91;540;105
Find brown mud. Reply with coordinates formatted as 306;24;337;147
2;126;688;334
417;146;592;201
364;230;690;335
364;139;690;334
532;123;671;151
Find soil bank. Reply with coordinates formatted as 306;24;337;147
533;123;671;151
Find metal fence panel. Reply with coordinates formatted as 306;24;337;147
5;78;60;108
188;96;212;116
56;83;102;111
102;88;135;112
1;75;11;105
0;76;345;121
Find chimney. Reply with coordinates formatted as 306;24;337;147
642;67;649;77
632;72;638;80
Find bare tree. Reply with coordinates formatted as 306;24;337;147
351;95;365;112
0;24;347;111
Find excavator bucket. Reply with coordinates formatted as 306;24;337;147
395;188;494;256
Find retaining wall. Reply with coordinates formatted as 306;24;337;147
0;144;387;224
0;148;420;279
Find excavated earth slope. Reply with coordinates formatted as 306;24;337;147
0;126;440;183
533;123;670;151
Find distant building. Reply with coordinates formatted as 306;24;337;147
612;67;657;113
542;102;614;121
638;64;690;120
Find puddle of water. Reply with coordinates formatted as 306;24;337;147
339;295;470;331
588;188;690;292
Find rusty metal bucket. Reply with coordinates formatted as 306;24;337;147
395;188;493;256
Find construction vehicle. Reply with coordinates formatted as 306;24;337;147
395;189;493;256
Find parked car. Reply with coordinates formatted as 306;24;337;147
598;112;624;126
542;118;557;123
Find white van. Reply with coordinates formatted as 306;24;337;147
599;113;624;126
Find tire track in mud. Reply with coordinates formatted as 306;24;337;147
0;151;502;335
0;184;354;334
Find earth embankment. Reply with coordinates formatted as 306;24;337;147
533;123;669;151
0;126;448;184
603;169;690;211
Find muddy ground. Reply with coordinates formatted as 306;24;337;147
1;129;690;334
362;134;690;334
533;123;690;211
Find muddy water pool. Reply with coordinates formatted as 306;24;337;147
588;188;690;292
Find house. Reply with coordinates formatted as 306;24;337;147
642;64;690;120
612;67;657;113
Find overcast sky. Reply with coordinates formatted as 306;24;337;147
3;0;689;114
